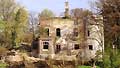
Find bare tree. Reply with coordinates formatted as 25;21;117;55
29;12;39;39
94;0;120;67
94;0;120;48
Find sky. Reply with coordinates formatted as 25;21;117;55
16;0;95;15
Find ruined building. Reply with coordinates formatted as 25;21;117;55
32;0;104;61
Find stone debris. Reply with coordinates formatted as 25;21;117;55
5;51;40;63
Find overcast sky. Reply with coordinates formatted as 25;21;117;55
16;0;95;15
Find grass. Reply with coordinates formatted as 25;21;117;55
0;63;8;68
78;65;100;68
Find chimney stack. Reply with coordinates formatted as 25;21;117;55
64;0;69;18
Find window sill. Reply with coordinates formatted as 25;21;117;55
42;49;49;51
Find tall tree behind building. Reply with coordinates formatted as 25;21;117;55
96;0;120;48
39;9;55;19
94;0;120;68
29;12;39;39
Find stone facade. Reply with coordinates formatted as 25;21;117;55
40;18;74;37
32;0;104;61
36;17;85;61
38;38;54;59
32;15;104;61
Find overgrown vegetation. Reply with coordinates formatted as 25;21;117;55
0;0;29;49
0;0;120;68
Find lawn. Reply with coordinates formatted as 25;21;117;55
78;65;100;68
0;63;8;68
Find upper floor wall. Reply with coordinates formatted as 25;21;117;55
39;17;74;38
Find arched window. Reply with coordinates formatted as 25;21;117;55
56;28;61;37
88;30;90;36
45;28;49;36
47;28;49;36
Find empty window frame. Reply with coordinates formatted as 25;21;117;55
56;28;61;37
74;44;79;49
43;42;49;49
56;45;61;50
89;45;93;50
